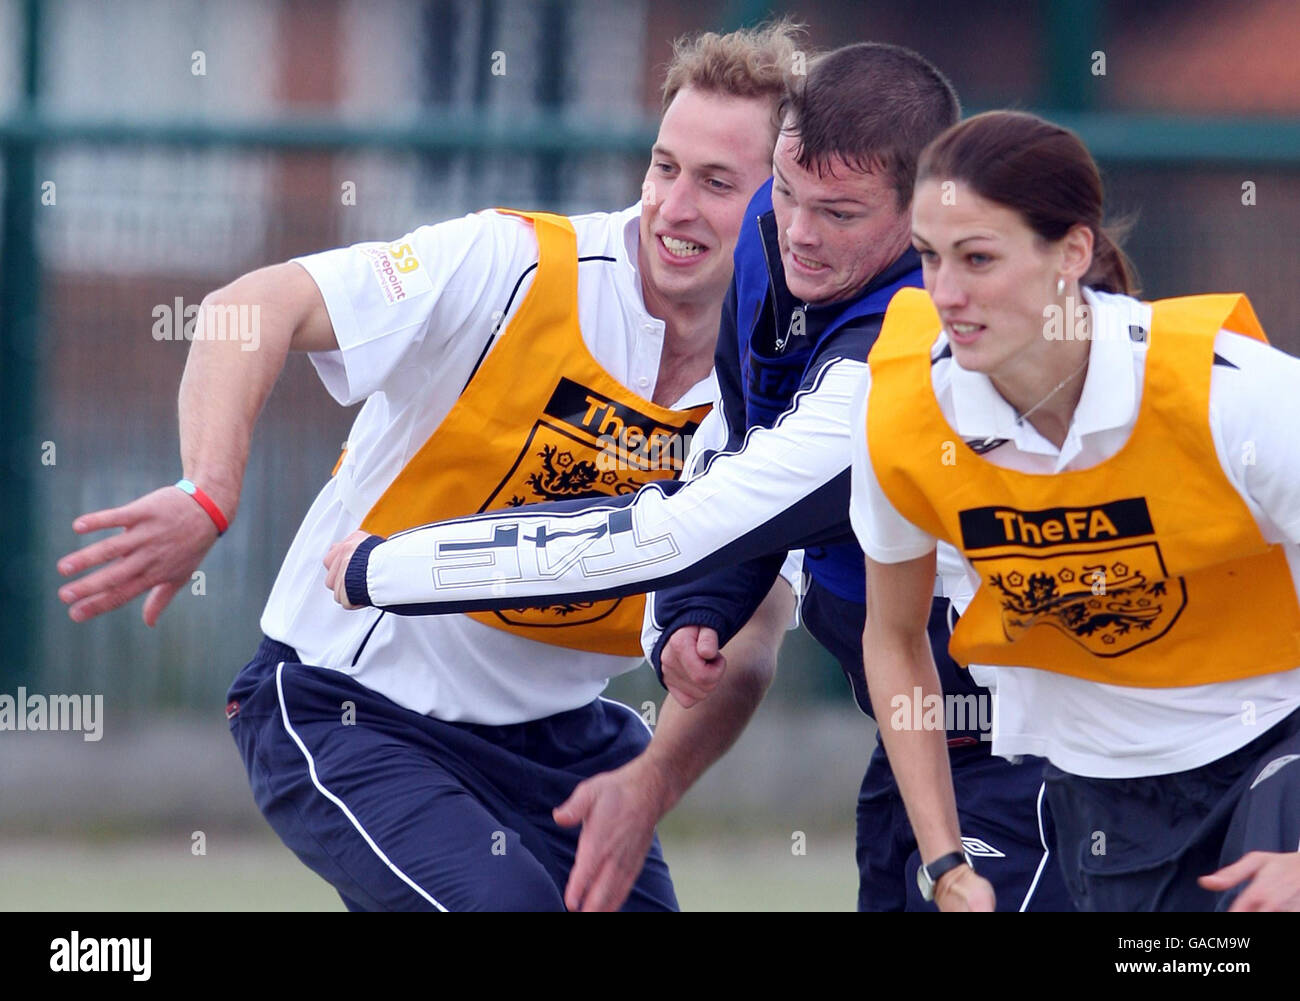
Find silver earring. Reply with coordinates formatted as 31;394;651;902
1056;276;1066;296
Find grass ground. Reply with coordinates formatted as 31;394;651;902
0;832;858;912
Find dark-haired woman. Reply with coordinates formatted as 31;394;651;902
853;110;1300;911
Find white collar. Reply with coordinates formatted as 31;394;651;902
676;370;720;409
946;287;1145;461
619;202;658;323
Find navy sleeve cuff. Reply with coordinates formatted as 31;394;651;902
344;534;385;608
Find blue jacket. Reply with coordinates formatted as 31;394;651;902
647;178;923;671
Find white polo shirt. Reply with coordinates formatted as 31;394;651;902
850;286;1300;778
260;203;717;724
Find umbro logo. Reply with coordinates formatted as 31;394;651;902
1250;754;1300;790
965;437;1010;455
961;836;1006;859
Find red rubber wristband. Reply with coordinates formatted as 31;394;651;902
175;478;229;536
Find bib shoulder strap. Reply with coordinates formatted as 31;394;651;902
491;208;579;332
1149;292;1267;346
494;207;577;237
1145;292;1267;440
868;287;942;366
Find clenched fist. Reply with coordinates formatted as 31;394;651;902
659;625;727;708
323;530;371;609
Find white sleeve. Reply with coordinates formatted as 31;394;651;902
636;395;805;655
777;548;806;629
296;211;530;406
848;367;939;563
680;399;728;481
360;357;865;612
1209;330;1300;545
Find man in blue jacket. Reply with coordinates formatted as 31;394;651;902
325;42;1073;912
643;44;1070;912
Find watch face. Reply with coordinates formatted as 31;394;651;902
916;864;935;901
917;851;973;903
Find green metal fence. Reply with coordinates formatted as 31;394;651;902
4;0;1299;712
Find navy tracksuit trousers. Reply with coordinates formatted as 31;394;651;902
226;638;678;912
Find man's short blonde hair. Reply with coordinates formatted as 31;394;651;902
660;17;808;121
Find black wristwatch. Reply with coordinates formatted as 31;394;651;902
917;849;975;902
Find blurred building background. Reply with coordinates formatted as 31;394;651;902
1;0;1297;908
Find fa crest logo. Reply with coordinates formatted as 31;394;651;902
978;543;1187;656
960;499;1187;657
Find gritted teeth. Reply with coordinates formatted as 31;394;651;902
950;322;982;333
661;235;705;257
793;252;825;270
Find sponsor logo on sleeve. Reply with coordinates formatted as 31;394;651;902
360;241;433;306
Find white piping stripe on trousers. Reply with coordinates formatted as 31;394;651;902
1018;781;1052;912
599;696;654;738
274;661;448;912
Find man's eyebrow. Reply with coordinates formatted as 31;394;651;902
656;146;741;177
772;163;868;207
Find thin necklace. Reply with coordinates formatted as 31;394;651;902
978;352;1090;450
1013;352;1090;426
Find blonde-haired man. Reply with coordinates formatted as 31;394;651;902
58;21;803;911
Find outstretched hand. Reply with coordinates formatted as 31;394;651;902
57;486;221;626
553;756;671;912
1200;851;1300;911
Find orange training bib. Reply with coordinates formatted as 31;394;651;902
866;287;1300;687
355;210;709;656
